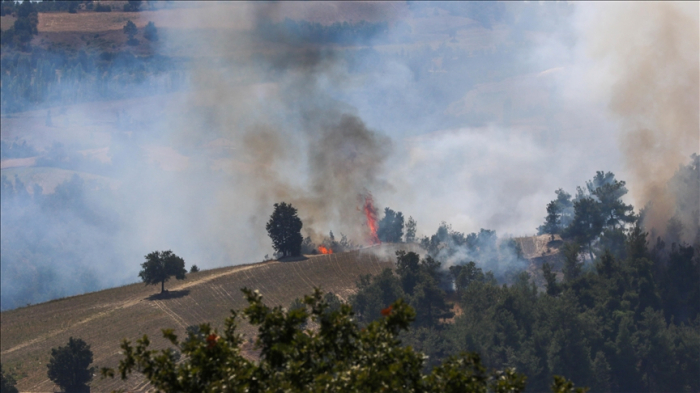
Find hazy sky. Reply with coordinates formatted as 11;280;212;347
1;1;697;309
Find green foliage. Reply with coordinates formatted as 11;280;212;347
0;0;38;50
123;0;141;12
95;3;112;12
561;242;582;282
377;207;405;242
1;364;19;393
352;251;453;329
405;216;418;243
538;189;573;236
123;20;137;38
138;250;187;293
47;337;95;392
103;287;584;392
266;202;303;258
144;21;158;41
189;264;200;273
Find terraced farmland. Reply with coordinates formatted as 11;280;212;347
0;246;406;392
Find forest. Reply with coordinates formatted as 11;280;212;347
347;159;699;393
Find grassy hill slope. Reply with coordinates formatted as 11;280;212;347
1;247;403;392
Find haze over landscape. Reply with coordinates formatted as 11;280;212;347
1;1;697;311
1;2;698;392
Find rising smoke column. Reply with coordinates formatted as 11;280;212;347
581;2;699;236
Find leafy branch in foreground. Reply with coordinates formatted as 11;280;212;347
102;288;585;393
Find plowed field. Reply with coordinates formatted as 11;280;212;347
1;247;400;392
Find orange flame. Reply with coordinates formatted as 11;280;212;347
318;245;333;254
363;193;381;245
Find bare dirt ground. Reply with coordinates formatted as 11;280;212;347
0;247;397;392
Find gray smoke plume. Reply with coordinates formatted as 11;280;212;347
578;2;699;237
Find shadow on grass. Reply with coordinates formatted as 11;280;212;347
277;256;309;262
147;289;190;301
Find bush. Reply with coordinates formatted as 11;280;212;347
143;21;158;41
47;337;95;393
189;264;200;273
95;3;111;12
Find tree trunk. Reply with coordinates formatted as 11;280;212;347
161;280;165;293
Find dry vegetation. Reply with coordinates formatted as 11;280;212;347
0;247;395;392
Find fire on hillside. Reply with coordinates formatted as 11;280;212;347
362;193;381;245
318;245;333;254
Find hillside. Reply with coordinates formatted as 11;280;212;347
1;247;406;392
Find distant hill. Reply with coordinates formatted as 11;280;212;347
1;246;407;392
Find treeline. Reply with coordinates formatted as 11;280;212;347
349;164;700;392
0;48;187;113
256;18;389;46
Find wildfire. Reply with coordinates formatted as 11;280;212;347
363;193;381;245
318;245;333;254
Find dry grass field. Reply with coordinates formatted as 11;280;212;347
1;246;402;392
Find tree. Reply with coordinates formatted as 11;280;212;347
538;189;573;236
123;0;141;12
47;337;95;393
586;171;635;229
405;216;417;243
266;202;303;258
123;20;139;46
143;21;158;41
189;264;200;273
102;287;586;392
566;196;604;260
1;364;19;393
123;20;137;39
377;207;404;243
138;250;187;293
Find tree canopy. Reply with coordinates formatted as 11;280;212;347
138;250;187;293
102;287;586;393
377;207;405;243
266;202;303;258
47;337;95;393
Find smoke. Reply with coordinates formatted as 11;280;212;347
576;2;699;236
2;2;697;310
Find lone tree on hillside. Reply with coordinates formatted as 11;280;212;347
47;337;95;393
139;250;187;293
266;202;303;258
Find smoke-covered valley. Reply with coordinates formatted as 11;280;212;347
1;2;697;310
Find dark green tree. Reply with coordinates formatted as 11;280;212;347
377;207;404;243
143;21;158;41
405;216;417;243
449;261;485;294
586;171;635;229
538;189;573;236
566;196;604;260
123;20;137;38
47;337;95;393
542;262;561;296
102;287;587;392
351;269;404;324
562;242;583;282
138;250;187;293
124;0;141;12
266;202;303;258
1;364;19;393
